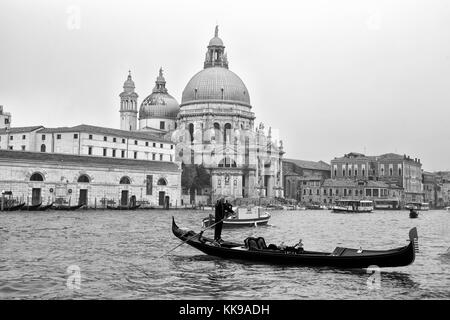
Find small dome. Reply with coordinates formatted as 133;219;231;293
139;68;180;120
139;92;179;119
181;67;251;107
209;36;224;47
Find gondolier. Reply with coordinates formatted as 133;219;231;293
214;198;235;244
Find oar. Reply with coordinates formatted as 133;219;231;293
158;215;233;259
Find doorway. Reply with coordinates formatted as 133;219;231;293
121;190;129;206
32;188;41;205
159;191;165;206
79;189;88;206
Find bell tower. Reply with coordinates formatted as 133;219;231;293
119;71;138;131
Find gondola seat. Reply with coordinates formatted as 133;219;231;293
244;237;268;250
330;247;346;256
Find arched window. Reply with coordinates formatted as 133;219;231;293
30;172;44;181
40;144;46;152
188;123;194;144
120;176;131;184
78;174;90;183
157;178;167;186
224;123;231;143
213;123;220;141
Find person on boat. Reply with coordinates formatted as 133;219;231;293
294;239;304;253
213;198;235;245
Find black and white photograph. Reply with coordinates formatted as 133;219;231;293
0;0;449;310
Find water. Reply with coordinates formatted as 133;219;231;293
0;209;449;299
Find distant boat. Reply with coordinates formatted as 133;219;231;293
20;202;42;211
409;209;419;219
202;206;270;228
53;204;84;211
106;204;141;210
331;200;373;213
374;199;400;210
305;204;326;210
405;202;430;211
38;203;54;211
2;202;25;211
445;206;450;211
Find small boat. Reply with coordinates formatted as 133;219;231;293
20;202;42;211
331;200;373;213
106;204;141;210
305;204;325;210
374;199;400;210
2;203;26;211
38;203;54;211
53;204;84;211
405;202;430;211
202;206;270;228
172;218;418;268
446;206;450;211
409;209;419;219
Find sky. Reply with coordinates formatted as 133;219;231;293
0;0;449;171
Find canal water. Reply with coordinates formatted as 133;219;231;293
0;209;449;299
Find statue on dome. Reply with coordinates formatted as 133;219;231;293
215;25;219;37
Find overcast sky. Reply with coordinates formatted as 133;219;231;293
1;0;449;171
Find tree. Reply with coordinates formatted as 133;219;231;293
181;163;211;194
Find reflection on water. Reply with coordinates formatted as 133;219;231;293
0;209;449;299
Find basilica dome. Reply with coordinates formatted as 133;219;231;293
139;68;180;120
180;26;251;108
181;67;251;107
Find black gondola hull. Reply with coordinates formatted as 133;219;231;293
172;218;417;269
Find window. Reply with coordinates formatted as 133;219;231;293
77;175;90;183
134;151;138;159
40;144;46;152
89;134;93;140
122;138;126;143
74;134;78;139
112;149;116;157
113;137;116;142
57;134;61;140
160;121;165;130
120;176;131;184
10;135;13;140
157;178;167;186
103;148;107;156
134;140;138;145
5;118;9;124
170;145;173;149
8;146;13;150
30;172;44;181
390;168;393;176
152;153;156;160
21;145;25;151
42;134;46;140
22;135;26;140
88;147;92;155
324;189;327;195
146;175;153;195
355;169;358;176
153;143;156;147
104;136;107;141
121;150;125;158
159;154;163;161
145;142;149;147
170;155;173;161
160;144;163;148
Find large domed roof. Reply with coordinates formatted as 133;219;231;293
139;68;180;120
181;67;251;107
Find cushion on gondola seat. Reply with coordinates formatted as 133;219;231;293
331;247;346;256
244;237;259;250
256;237;267;249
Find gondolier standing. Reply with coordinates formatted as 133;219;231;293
214;198;235;244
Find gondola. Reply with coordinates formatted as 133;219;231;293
20;202;42;211
409;209;419;219
106;204;141;210
52;204;84;211
172;217;418;268
38;203;53;211
2;203;26;211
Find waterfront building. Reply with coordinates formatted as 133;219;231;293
0;149;181;208
423;171;439;208
282;158;330;202
0;124;175;162
331;152;424;205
